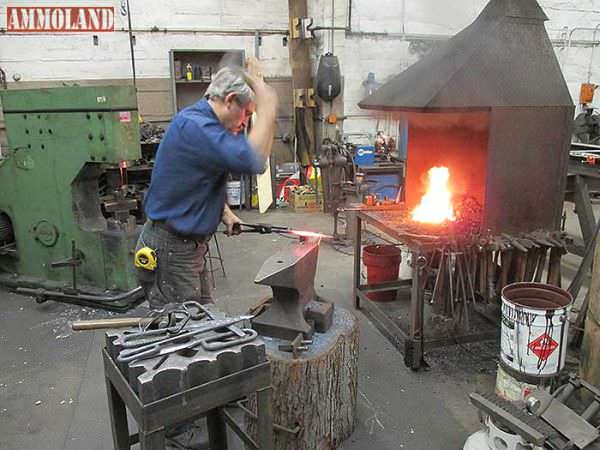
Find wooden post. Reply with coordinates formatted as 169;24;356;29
288;0;316;166
246;307;358;449
581;233;600;388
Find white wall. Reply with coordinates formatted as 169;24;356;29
2;0;600;142
0;0;290;79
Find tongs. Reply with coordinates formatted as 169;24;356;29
117;315;253;363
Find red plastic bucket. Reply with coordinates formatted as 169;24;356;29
363;245;401;301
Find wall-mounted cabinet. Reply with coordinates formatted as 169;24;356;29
169;49;244;114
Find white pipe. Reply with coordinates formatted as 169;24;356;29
588;24;600;83
563;27;600;71
401;0;407;34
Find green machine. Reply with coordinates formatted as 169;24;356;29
0;85;148;310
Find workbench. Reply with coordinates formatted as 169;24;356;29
351;208;498;370
103;348;273;449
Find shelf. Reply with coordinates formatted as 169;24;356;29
175;80;211;84
169;49;244;113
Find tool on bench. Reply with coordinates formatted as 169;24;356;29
118;328;258;363
119;300;246;345
278;333;313;358
195;302;246;338
72;317;154;331
73;302;203;332
117;314;254;363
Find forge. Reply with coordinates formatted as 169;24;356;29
353;0;575;370
360;0;574;235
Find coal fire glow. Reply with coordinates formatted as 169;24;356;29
411;166;456;224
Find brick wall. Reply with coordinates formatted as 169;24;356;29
1;0;600;147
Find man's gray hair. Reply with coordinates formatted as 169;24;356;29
205;67;254;105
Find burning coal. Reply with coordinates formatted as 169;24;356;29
411;167;456;224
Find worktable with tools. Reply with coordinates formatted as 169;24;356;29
351;207;566;370
352;207;497;370
102;301;273;450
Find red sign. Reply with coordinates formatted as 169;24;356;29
7;6;115;32
528;333;559;361
119;111;131;123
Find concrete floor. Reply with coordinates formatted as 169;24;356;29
0;207;589;450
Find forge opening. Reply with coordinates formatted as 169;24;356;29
405;112;490;226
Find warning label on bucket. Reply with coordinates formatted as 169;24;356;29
528;333;558;361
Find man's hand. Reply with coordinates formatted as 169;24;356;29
222;204;242;236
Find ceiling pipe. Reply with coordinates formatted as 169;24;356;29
587;24;600;83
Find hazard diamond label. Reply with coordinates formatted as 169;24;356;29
528;333;559;361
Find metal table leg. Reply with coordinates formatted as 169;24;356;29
406;251;424;370
207;408;228;450
139;428;165;450
353;215;362;310
574;175;597;246
105;376;130;450
257;387;273;450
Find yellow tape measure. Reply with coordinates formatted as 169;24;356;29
134;247;157;271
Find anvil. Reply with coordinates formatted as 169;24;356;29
251;237;321;340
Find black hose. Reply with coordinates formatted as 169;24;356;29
16;286;143;303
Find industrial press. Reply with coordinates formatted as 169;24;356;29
0;85;151;310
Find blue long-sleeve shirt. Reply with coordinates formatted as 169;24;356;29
144;99;266;236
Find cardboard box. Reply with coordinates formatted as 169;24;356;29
289;188;323;212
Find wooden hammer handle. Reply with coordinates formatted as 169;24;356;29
71;317;151;331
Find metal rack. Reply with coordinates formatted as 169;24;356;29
352;208;498;370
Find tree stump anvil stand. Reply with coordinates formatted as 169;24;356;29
246;307;358;449
247;238;359;449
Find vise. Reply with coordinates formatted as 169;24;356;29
251;237;334;341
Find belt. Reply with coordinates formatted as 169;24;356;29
149;220;208;243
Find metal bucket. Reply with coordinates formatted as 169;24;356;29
500;282;572;379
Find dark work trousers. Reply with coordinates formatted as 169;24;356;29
135;220;213;309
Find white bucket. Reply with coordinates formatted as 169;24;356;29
500;282;572;379
226;180;241;206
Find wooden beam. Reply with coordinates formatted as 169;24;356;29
288;0;316;166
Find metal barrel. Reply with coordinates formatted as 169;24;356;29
500;282;572;379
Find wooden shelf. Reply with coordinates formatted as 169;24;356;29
169;49;244;113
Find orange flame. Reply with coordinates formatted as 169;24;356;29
411;167;456;224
